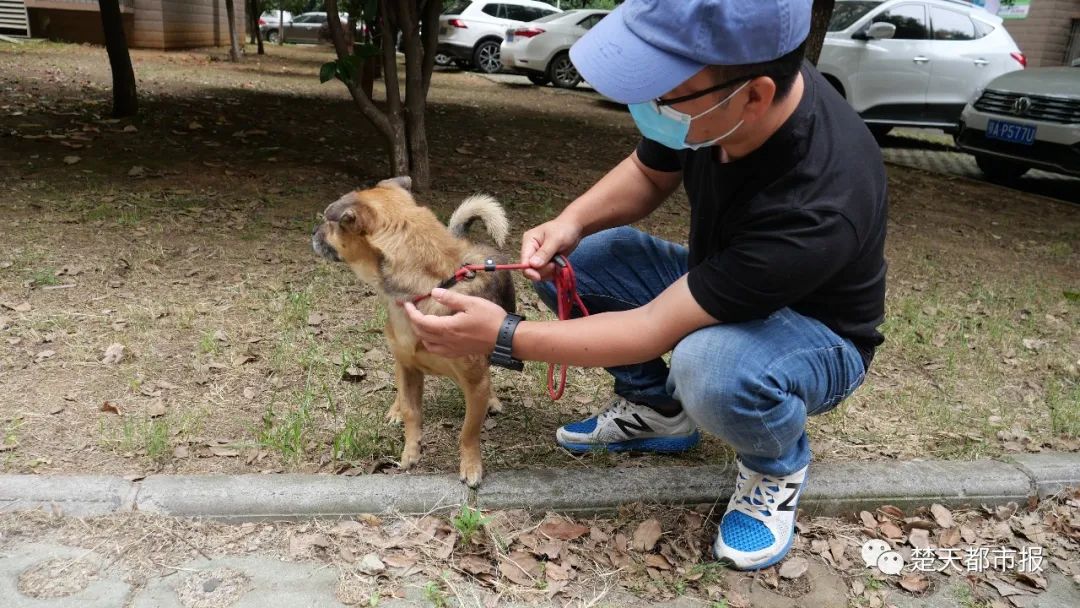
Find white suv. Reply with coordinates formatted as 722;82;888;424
818;0;1024;137
438;0;561;74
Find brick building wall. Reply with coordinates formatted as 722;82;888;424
1001;0;1080;67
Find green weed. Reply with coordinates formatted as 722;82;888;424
450;505;490;546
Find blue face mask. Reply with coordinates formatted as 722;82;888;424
628;79;750;150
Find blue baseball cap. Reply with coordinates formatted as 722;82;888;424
570;0;812;104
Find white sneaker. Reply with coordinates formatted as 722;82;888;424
714;458;808;570
555;396;700;454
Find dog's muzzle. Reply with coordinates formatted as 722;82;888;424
311;225;341;262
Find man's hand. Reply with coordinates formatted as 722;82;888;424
519;218;583;281
403;288;506;357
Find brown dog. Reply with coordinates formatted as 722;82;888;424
311;176;515;487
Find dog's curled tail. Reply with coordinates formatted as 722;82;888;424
447;194;509;248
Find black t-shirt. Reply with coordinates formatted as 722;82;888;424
636;61;887;367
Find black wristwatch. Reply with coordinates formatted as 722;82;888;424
489;313;525;371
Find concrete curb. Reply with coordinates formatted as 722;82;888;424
1;453;1077;520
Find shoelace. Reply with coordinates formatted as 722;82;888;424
732;471;785;520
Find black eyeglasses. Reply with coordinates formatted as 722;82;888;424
655;75;758;107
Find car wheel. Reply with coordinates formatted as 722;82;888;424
975;154;1029;182
266;30;279;44
434;53;453;66
473;40;502;74
547;52;581;89
527;74;549;86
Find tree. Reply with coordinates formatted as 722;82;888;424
806;0;836;65
249;0;265;55
225;0;242;62
97;0;137;117
323;0;441;190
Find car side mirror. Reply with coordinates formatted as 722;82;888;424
867;22;896;40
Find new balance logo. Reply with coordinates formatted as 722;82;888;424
614;414;654;437
776;482;802;512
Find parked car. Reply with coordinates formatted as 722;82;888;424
500;9;608;88
397;31;454;66
438;0;561;74
260;12;360;45
955;61;1080;181
258;11;292;28
818;0;1025;137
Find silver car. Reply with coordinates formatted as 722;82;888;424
956;62;1080;180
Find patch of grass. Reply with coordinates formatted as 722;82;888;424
27;268;60;287
450;505;490;546
950;582;992;608
331;412;399;462
258;401;312;464
1047;376;1080;437
99;416;172;463
2;417;23;450
421;581;448;608
283;290;312;327
197;330;220;355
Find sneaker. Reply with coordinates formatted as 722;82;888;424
555;396;700;454
714;459;808;570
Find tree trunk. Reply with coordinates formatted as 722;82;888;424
97;0;137;117
278;9;285;45
806;0;835;65
250;0;264;54
225;0;241;61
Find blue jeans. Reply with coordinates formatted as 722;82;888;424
535;227;866;476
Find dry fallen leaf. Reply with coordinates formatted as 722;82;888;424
860;510;878;528
899;573;929;593
342;365;366;383
147;399;167;418
879;522;904;539
644;553;672;571
500;551;541;586
930;503;955;528
778;556;808;579
909;528;931;550
359;553;385;575
102;342;125;365
63;155;81;165
987;578;1025;597
35;349;56;362
173;445;189;458
289;533;330;557
127;165;145;177
307;312;326;326
539;519;590;541
99;401;122;415
459;554;492;576
209;445;240;457
1016;572;1047;590
632;519;663;552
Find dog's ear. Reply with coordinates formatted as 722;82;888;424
377;176;412;192
338;204;375;234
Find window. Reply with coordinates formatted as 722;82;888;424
930;8;975;41
481;3;501;17
829;1;882;31
577;13;606;29
503;5;540;21
311;14;328;24
292;14;311;23
972;18;995;38
444;1;472;15
1066;19;1080;66
872;4;929;40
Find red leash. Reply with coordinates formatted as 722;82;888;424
410;255;588;400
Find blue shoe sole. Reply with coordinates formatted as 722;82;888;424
558;431;700;454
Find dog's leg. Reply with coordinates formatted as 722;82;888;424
395;362;424;471
487;372;504;415
457;368;492;488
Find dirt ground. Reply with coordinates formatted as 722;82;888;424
0;41;1077;479
3;491;1079;607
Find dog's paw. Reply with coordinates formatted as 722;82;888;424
385;401;404;424
459;458;483;488
399;445;421;470
487;395;504;415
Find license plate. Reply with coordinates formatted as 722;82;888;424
985;119;1036;146
506;32;514;42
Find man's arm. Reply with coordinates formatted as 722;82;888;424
519;150;681;279
563;151;682;236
